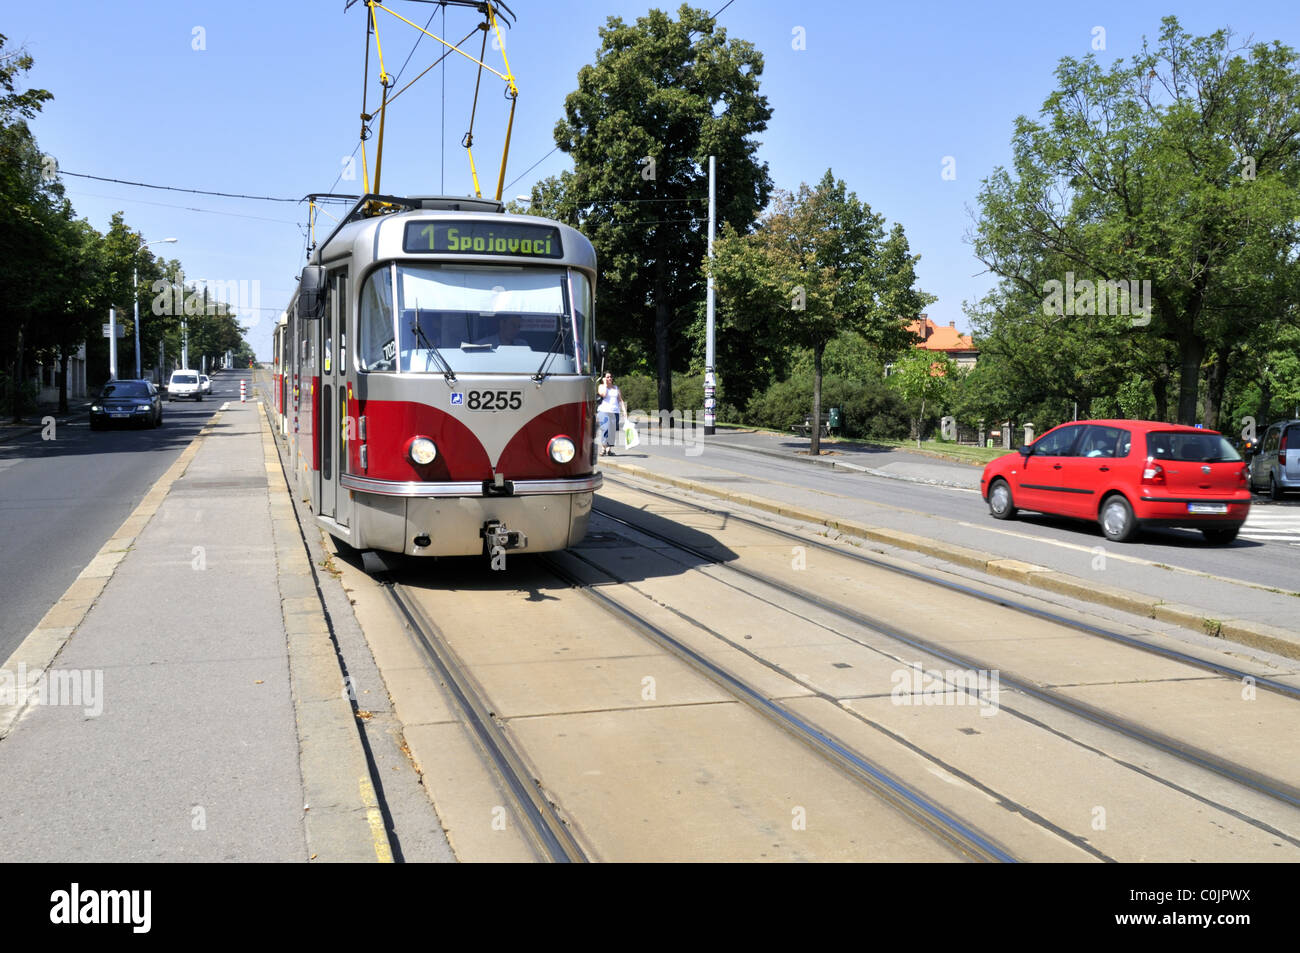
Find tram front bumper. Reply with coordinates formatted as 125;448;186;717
352;491;594;557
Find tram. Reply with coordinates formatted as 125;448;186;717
282;193;601;569
271;313;288;436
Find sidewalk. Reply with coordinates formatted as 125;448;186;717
0;398;386;861
0;396;93;444
705;428;982;488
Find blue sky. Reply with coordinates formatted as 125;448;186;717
7;1;1300;360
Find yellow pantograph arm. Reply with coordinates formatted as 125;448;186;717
373;2;509;82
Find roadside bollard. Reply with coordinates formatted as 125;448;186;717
240;380;246;402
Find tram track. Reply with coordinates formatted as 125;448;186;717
586;478;1300;831
536;553;1018;863
380;579;589;862
601;474;1300;702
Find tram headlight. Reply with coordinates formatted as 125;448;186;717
548;435;576;464
408;436;437;465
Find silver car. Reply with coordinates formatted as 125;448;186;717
1249;419;1300;499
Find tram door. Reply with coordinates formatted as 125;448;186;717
317;268;350;528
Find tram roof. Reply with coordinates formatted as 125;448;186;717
309;194;595;273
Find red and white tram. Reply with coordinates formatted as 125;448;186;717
283;194;601;568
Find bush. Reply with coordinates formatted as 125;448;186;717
745;374;912;439
0;374;40;419
611;372;656;413
606;370;737;421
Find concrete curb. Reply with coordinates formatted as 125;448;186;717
603;461;1300;662
254;394;393;863
708;437;981;489
0;409;213;738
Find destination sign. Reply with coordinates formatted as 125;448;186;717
403;221;564;259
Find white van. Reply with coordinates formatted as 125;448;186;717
168;370;203;401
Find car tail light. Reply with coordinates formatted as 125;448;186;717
1239;465;1249;486
1282;429;1290;459
1141;457;1165;485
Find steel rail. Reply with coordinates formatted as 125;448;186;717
592;493;1300;812
382;581;588;862
600;475;1300;701
537;555;1018;863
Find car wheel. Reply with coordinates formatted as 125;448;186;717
1270;473;1284;501
988;479;1017;520
1099;495;1138;542
1202;526;1239;544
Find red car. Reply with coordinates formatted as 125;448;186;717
980;420;1251;543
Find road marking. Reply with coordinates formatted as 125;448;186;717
360;777;394;863
608;461;1300;598
1240;508;1300;546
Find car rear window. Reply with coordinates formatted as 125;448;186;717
172;375;198;384
1145;431;1240;462
102;382;150;397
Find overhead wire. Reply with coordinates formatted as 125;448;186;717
63;189;302;224
60;171;301;203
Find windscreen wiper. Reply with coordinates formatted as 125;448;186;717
532;321;574;382
410;319;456;383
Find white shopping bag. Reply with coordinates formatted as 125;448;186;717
622;420;640;449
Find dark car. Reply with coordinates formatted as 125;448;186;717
89;379;163;430
980;419;1250;543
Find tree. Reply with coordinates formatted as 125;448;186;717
531;5;772;412
890;350;955;448
0;34;58;420
712;170;933;454
972;16;1300;428
39;216;109;413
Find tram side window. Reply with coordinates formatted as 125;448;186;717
358;266;397;372
571;271;594;375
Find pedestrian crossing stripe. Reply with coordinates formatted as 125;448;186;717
1239;508;1300;545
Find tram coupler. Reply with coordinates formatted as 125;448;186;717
481;520;527;571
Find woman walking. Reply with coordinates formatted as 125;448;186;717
596;372;625;456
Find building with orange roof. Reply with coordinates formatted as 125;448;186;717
905;315;979;369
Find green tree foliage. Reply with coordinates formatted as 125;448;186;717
889;350;956;447
0;34;60;419
712;169;933;453
530;5;772;412
746;373;910;440
972;16;1300;429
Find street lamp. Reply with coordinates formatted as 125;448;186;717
184;278;215;371
134;237;178;379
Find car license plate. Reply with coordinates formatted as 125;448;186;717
110;412;128;418
1187;503;1227;514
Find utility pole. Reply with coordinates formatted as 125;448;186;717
704;155;717;436
134;237;177;379
108;307;118;380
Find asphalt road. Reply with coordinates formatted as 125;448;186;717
631;432;1300;604
0;370;249;661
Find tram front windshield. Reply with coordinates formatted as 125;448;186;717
358;263;593;375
